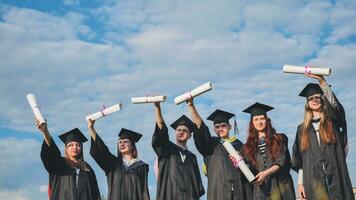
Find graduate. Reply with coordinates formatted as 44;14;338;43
291;74;353;200
152;102;205;200
88;119;150;200
36;119;101;200
186;98;252;200
240;102;295;200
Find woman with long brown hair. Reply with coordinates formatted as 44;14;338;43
241;102;295;200
291;74;353;200
36;119;101;200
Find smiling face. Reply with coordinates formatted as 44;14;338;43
118;138;133;155
213;122;231;139
307;93;322;111
175;125;191;143
65;141;82;159
252;115;267;132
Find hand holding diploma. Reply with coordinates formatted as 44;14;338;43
283;64;331;76
131;95;167;104
27;94;46;125
175;82;213;105
223;141;256;182
86;103;122;122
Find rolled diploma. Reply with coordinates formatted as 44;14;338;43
223;141;256;182
131;95;167;104
283;64;331;76
86;103;122;122
174;82;212;105
26;94;46;125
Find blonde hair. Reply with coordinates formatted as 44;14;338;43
64;143;90;171
300;101;336;152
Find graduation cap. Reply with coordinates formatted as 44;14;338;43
170;115;194;133
118;128;142;143
207;109;238;134
207;109;235;124
243;102;274;117
299;83;323;98
59;128;88;144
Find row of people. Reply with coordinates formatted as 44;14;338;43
35;74;353;200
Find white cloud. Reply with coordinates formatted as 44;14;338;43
0;1;356;199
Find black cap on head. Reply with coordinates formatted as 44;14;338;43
170;115;194;133
59;128;88;145
118;128;142;143
299;83;323;98
243;102;274;117
207;109;235;124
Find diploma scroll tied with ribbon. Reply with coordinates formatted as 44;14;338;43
174;82;213;105
26;94;46;125
283;64;331;76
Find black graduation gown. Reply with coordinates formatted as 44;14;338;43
291;94;353;200
90;134;150;200
152;123;205;200
193;122;253;200
245;134;295;200
40;138;101;200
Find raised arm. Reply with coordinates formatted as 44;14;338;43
36;118;51;146
152;102;170;157
154;102;164;129
36;119;65;173
186;98;203;128
186;98;213;156
88;119;116;172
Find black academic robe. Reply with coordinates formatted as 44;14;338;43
40;138;101;200
245;134;295;200
194;122;253;200
90;134;150;200
292;94;353;200
152;123;205;200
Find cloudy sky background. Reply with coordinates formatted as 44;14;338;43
1;0;356;199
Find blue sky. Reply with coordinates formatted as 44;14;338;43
1;0;356;199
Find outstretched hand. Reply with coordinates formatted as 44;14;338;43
305;73;327;85
87;118;95;129
154;102;160;108
35;118;47;133
186;97;194;106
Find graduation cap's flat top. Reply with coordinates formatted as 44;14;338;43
170;115;194;133
243;102;274;117
59;128;88;144
207;109;235;124
299;83;323;98
118;128;142;143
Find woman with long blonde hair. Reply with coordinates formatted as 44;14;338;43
36;119;101;200
291;74;352;200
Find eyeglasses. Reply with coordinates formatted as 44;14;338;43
307;95;321;102
214;123;229;129
176;128;189;133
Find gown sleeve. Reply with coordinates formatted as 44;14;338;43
272;134;289;168
151;122;170;158
321;84;348;147
193;121;213;157
90;134;117;173
291;127;302;172
142;164;150;200
40;137;66;174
